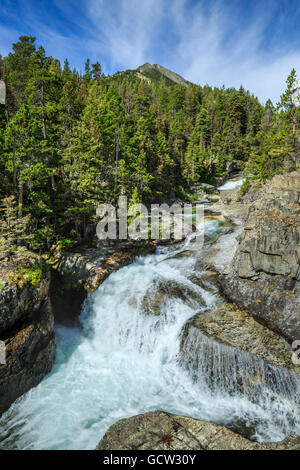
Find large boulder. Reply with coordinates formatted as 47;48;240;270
182;303;298;369
180;303;299;404
219;172;300;342
96;411;300;450
141;279;205;316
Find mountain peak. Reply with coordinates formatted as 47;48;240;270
136;63;190;87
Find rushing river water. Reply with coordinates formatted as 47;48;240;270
0;213;299;450
218;177;245;191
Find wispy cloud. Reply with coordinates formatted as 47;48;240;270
0;0;300;103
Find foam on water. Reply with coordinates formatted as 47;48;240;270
0;219;299;449
182;329;300;441
218;178;245;190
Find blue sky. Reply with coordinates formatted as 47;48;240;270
0;0;300;103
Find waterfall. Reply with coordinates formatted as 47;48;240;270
181;327;300;440
218;177;245;190
0;218;299;449
182;327;299;400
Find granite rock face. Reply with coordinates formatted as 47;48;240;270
220;172;300;343
0;271;55;415
0;308;55;415
96;411;300;450
0;273;50;334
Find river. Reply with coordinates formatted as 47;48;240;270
0;208;299;449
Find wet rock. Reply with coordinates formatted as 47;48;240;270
0;80;5;105
96;411;300;450
203;221;242;272
0;266;55;415
180;303;300;410
141;279;205;316
181;303;299;371
0;302;55;415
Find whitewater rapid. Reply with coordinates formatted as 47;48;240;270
0;217;299;450
218;178;245;190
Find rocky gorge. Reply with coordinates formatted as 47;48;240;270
96;171;300;451
0;240;157;415
0;171;299;450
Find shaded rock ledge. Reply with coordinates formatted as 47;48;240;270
96;411;300;450
0;271;55;415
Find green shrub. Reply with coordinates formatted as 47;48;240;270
241;177;251;195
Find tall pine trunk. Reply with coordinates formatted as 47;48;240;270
18;180;23;219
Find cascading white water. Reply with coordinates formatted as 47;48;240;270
0;218;299;449
218;178;245;190
181;329;300;441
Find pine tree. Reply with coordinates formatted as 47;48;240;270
278;69;300;169
84;59;92;81
92;61;102;80
0;196;32;263
5;36;36;114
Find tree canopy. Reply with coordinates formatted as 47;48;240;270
0;36;299;255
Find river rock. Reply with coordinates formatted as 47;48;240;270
203;221;243;272
219;171;300;342
180;303;299;410
96;411;300;450
141;279;205;316
182;303;298;370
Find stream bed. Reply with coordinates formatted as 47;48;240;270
0;213;299;450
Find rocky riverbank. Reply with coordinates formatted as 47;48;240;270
1;171;299;450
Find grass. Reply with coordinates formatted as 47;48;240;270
7;264;43;288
